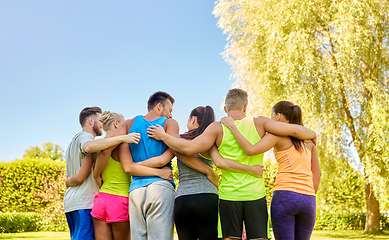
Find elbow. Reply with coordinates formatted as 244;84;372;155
212;159;223;169
75;175;86;185
246;149;255;156
123;165;134;176
84;145;93;154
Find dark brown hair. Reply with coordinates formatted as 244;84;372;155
79;107;102;127
272;101;304;152
147;91;175;111
180;106;215;140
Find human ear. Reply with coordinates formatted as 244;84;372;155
224;106;227;113
89;117;94;126
113;120;119;129
243;105;247;113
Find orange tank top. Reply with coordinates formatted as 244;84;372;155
274;145;315;196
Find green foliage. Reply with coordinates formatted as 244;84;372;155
0;156;67;232
0;212;41;233
315;211;389;231
214;0;389;210
316;151;366;212
263;158;277;208
0;157;66;212
23;142;64;161
172;160;179;188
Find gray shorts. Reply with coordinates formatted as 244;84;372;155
129;181;175;240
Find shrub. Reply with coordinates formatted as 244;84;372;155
0;157;66;212
315;211;389;230
0;212;41;233
0;157;67;231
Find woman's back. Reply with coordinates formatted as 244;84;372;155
175;153;218;198
274;139;315;196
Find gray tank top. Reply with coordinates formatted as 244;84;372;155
175;153;218;198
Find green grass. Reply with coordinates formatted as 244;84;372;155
0;230;388;239
311;230;389;240
0;232;70;240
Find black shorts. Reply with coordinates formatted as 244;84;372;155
174;193;219;240
219;197;269;239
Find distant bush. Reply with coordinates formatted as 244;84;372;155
0;157;67;232
0;157;66;212
0;212;41;233
315;211;389;230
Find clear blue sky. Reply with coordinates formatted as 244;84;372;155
0;1;234;161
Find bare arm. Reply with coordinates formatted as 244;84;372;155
209;145;264;178
147;122;220;155
260;117;316;141
174;151;220;187
310;144;321;193
66;154;93;187
221;117;279;156
118;142;173;180
83;132;140;153
93;119;136;180
137;149;174;168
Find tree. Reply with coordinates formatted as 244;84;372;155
23;142;64;161
214;0;389;231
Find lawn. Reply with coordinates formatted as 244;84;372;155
0;230;388;239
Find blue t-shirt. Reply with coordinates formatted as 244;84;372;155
128;115;175;192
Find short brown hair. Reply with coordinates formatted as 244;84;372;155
225;88;248;111
147;91;175;111
79;107;102;127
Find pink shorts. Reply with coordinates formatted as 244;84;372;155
91;192;129;223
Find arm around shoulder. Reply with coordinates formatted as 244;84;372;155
261;117;316;140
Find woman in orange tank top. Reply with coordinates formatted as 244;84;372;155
221;101;321;240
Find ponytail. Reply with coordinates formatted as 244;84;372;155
180;106;215;140
272;101;304;152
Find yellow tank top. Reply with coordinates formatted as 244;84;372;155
274;146;315;195
218;117;265;201
100;157;132;197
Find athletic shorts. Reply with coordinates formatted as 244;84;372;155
91;192;129;223
174;193;219;240
219;197;270;239
65;209;95;240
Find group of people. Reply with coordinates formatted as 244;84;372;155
63;88;321;240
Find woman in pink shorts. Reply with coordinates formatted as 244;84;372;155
91;111;132;240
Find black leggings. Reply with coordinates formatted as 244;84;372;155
174;193;219;240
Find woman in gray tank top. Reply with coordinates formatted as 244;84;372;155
173;106;219;240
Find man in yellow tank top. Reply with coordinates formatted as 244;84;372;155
148;89;317;240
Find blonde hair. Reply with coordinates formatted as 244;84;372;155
225;88;248;111
100;111;125;131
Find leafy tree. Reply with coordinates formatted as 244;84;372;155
214;0;389;231
23;142;64;161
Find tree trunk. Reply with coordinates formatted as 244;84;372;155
365;183;381;232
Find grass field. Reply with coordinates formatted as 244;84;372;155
0;230;388;239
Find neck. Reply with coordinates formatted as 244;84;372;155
104;129;115;138
144;110;161;121
227;109;245;120
82;126;96;138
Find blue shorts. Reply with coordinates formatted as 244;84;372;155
65;209;95;240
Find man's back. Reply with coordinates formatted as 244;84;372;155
128;115;174;192
64;131;99;213
218;117;265;201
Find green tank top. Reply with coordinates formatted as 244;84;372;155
100;157;132;197
218;117;265;201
